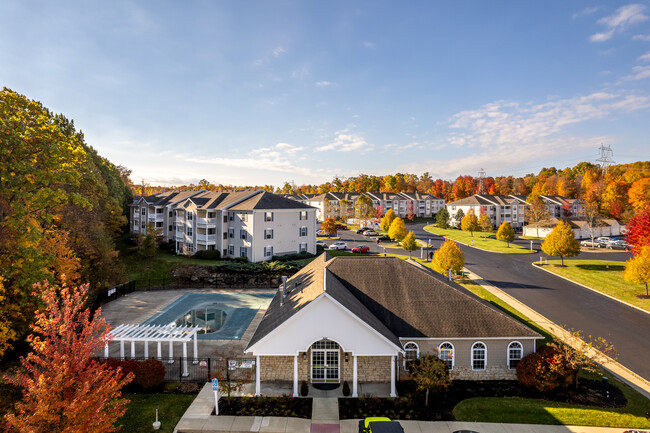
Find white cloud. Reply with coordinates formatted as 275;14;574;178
573;6;600;20
633;34;650;41
639;51;650;62
624;65;650;80
362;41;376;49
315;129;372;152
315;81;332;87
590;4;648;42
272;46;286;57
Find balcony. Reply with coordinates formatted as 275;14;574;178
175;232;185;241
148;214;165;222
175;220;186;226
196;217;218;227
197;234;217;244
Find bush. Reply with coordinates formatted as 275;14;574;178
300;380;309;397
193;249;221;260
271;252;316;262
134;359;166;388
342;381;351;397
232;256;249;263
316;245;325;255
516;345;574;392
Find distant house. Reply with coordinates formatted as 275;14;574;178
246;254;542;397
130;190;317;262
523;217;624;239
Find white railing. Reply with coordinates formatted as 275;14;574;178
196;218;217;226
196;234;217;243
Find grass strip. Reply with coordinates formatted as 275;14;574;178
423;225;534;254
120;393;195;433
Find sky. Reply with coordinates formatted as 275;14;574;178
1;1;649;187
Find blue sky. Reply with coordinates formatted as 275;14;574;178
1;1;649;187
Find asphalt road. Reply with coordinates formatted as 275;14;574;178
324;224;650;382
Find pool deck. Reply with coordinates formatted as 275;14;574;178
99;288;276;358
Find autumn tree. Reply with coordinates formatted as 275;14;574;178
388;217;408;242
496;222;515;247
432;239;465;275
461;209;480;237
624;208;650;255
4;278;132;433
479;213;492;236
354;194;374;227
409;355;450;406
436;207;450;229
628;178;650;213
320;218;337;236
323;198;334;220
137;221;160;257
541;221;580;266
339;199;353;222
380;208;397;232
623;246;650;296
406;201;416;221
401;231;418;258
525;194;551;238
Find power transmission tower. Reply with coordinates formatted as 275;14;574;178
477;168;486;194
596;144;615;176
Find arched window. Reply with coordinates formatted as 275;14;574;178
438;342;454;370
403;342;419;370
471;342;486;370
508;341;523;369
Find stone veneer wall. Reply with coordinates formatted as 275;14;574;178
259;355;309;382
357;356;391;382
450;365;516;380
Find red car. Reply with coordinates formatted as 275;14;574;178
352;245;370;253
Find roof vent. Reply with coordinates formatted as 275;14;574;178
280;276;288;306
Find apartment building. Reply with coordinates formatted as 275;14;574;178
446;194;526;229
130;190;317;262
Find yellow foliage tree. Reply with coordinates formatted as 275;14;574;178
320;218;337;236
479;213;492;236
388;217;408;242
401;231;418;258
461;209;480;237
623;246;650;296
380;208;396;232
541;221;580;266
496;222;515;247
432;239;465;275
628;178;650;213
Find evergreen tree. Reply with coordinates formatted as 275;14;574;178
436;208;449;229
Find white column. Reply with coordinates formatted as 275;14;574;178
352;355;358;397
182;342;188;376
119;341;125;360
130;341;135;359
144;341;149;359
390;356;396;397
104;343;109;358
168;341;174;364
293;355;298;397
193;333;199;364
255;355;261;396
157;341;162;360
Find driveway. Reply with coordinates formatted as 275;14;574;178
403;222;650;382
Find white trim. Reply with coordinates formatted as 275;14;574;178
471;341;487;371
403;341;419;370
507;341;523;370
438;341;455;371
399;336;543;340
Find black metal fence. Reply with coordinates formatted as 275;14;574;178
95;356;256;383
93;281;136;310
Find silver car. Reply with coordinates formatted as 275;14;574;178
329;242;348;250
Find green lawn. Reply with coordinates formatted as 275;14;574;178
119;393;195;433
453;375;650;428
423;225;534;254
542;260;650;312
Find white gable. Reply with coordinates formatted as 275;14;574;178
248;294;399;356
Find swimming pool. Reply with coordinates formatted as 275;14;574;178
142;292;274;340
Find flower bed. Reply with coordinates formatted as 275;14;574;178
215;395;312;418
339;379;625;421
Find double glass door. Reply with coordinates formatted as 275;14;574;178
311;340;340;383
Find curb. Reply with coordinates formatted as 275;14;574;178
464;268;650;401
424;232;537;255
531;262;650;318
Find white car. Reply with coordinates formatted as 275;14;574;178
316;240;327;248
329;242;348;250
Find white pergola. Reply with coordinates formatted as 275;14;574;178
106;324;201;376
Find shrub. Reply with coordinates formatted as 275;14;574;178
232;256;249;263
300;380;309;397
271;252;316;262
193;250;221;260
516;345;574;392
342;380;351;397
134;359;166;388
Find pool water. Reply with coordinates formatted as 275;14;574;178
142;292;274;340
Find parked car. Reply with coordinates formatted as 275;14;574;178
580;240;605;248
352;245;370;253
359;417;404;433
376;235;391;242
329;242;348;250
316;240;327;248
335;224;348;230
363;230;379;236
316;230;327;237
595;237;612;244
607;241;630;250
356;227;371;234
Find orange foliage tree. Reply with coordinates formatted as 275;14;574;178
4;278;132;433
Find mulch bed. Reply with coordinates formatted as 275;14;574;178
339;379;626;421
215;395;312;418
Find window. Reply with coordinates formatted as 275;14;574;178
223;232;227;240
508;342;523;370
155;222;163;228
169;225;173;232
299;226;308;237
187;212;193;221
240;229;247;240
438;342;454;370
228;228;234;238
187;228;193;236
299;242;307;253
169;211;173;217
264;246;273;258
264;229;273;240
141;208;146;215
264;212;274;222
471;342;486;370
299;210;308;220
404;342;419;370
156;208;164;214
240;247;248;258
141;222;146;229
228;244;234;256
228;212;234;221
240;213;247;222
223;215;228;223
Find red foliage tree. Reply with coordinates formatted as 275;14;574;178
4;278;132;433
406;201;416;221
625;207;650;255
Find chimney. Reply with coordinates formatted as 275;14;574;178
280;276;288;306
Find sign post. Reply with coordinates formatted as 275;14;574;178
212;379;219;415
